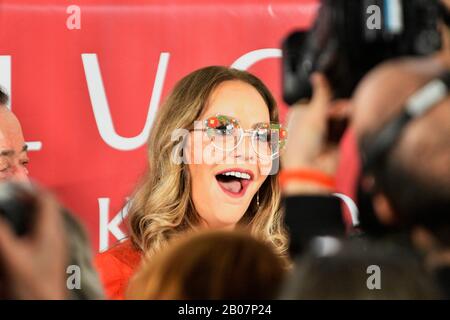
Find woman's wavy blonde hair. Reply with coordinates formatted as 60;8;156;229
128;66;288;260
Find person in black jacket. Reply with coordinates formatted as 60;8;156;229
281;72;350;256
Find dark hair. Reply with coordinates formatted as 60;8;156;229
280;239;440;299
0;87;8;105
372;152;450;243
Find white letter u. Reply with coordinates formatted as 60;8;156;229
82;52;170;151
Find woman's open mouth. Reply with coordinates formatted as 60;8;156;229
215;169;253;198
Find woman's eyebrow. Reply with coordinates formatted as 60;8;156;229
202;114;236;122
202;114;271;126
250;120;271;126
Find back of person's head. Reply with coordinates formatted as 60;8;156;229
127;230;286;299
280;239;440;299
0;87;8;106
352;57;450;243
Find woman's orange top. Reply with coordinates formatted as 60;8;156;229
94;239;143;300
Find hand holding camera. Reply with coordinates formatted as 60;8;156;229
280;0;444;196
282;73;346;195
0;183;68;299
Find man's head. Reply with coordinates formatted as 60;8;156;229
0;88;29;183
352;57;450;244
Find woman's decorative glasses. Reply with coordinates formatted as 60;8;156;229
191;114;287;160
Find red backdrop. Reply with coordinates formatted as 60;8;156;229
0;0;326;252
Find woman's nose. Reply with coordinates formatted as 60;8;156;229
232;134;257;162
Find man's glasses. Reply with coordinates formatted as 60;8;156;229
190;114;287;160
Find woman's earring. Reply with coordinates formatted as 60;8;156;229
256;191;260;207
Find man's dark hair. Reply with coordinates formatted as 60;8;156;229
0;87;9;105
281;239;440;299
368;136;450;245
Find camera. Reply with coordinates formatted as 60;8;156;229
282;0;443;105
0;183;38;236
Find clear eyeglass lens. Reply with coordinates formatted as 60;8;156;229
205;116;286;157
253;134;281;159
207;119;241;151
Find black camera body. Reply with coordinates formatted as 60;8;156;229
0;183;37;236
282;0;443;105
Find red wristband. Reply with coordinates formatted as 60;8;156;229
279;169;336;189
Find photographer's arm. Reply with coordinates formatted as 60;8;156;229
282;74;346;257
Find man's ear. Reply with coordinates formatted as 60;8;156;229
372;192;398;226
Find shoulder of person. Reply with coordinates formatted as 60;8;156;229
96;239;142;267
94;239;142;300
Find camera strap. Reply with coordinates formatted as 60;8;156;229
362;71;450;173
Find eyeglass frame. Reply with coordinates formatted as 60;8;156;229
188;114;287;160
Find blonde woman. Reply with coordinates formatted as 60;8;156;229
95;66;288;299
